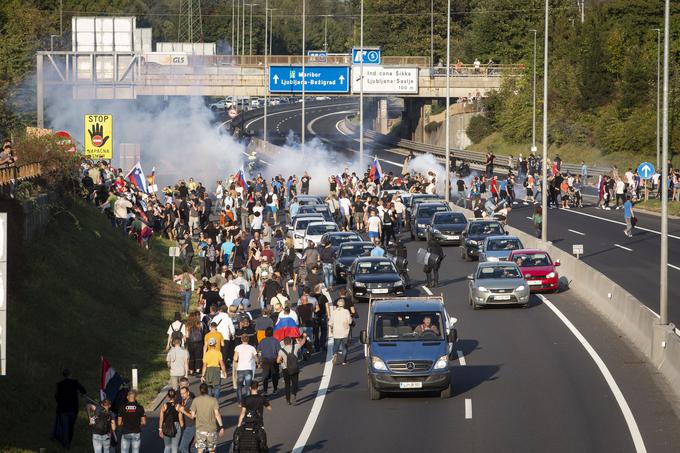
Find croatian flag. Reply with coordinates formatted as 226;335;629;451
369;157;383;182
126;162;149;194
273;315;301;341
237;167;247;190
100;356;124;402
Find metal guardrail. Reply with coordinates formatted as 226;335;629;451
345;115;612;177
0;162;44;186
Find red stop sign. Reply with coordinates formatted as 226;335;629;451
92;135;103;147
54;130;76;153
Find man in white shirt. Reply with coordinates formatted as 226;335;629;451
367;210;382;242
265;190;278;224
393;198;406;234
165;312;187;351
215;181;224;213
219;279;241;307
339;195;352;230
212;306;235;345
233;334;258;404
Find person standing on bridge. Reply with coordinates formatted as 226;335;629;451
300;172;311;195
485;150;495;178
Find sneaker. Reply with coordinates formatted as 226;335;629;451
342;361;348;366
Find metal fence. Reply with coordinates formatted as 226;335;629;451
0;162;45;187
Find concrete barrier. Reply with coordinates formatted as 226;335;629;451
448;202;680;402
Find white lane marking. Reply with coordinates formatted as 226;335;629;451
614;244;633;252
421;285;433;295
568;229;585;236
526;216;533;220
329;122;404;168
243;102;358;130
668;263;680;271
537;294;647;453
291;335;334;453
456;350;466;366
307;110;355;135
563;209;680;241
465;398;472;419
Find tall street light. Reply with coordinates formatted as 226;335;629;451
530;29;537;154
245;3;255;57
232;0;236;55
444;0;451;202
323;15;330;52
541;0;549;242
430;0;434;76
236;0;240;55
263;0;269;151
242;0;247;56
359;0;365;172
653;28;661;170
301;0;306;151
660;0;670;325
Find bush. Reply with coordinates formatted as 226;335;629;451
466;115;494;144
425;120;442;134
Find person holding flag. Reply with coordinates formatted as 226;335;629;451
126;162;149;194
368;157;383;183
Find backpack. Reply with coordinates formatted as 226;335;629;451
189;325;203;343
284;345;299;374
266;193;273;204
181;274;192;291
93;410;112;435
161;403;178;437
171;322;184;343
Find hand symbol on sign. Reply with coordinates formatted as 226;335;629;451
88;123;110;148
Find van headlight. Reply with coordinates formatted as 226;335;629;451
477;286;488;292
516;285;526;292
417;223;427;228
372;356;387;371
434;355;449;370
546;272;556;279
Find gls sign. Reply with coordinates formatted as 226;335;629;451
172;55;186;64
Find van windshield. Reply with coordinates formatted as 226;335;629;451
373;312;444;341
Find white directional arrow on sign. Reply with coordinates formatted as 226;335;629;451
640;164;652;178
272;74;279;84
339;75;345;84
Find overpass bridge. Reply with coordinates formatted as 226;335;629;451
36;51;523;128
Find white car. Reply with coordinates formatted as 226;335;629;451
208;98;233;111
303;221;339;248
289;215;325;250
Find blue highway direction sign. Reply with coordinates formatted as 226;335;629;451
269;66;350;93
352;47;381;65
637;162;655;180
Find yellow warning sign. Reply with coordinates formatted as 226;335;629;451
84;114;113;159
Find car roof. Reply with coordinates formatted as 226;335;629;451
509;248;548;255
339;241;372;247
371;299;445;312
324;231;360;236
306;221;336;228
485;235;519;241
477;261;520;269
293;215;324;224
355;256;393;263
469;218;502;224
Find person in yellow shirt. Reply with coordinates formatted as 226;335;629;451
203;322;224;354
201;338;227;400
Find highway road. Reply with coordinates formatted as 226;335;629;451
135;100;680;452
240;98;680;329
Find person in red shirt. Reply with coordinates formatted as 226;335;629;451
490;175;499;203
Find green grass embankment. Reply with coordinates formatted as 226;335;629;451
0;201;177;453
635;199;680;217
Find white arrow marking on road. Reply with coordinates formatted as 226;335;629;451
273;74;279;84
537;294;647;453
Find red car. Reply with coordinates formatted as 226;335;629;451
508;249;560;292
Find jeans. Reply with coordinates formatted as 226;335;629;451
163;422;181;453
236;369;253;403
120;432;141;453
92;433;111;453
179;425;195;453
333;337;348;363
261;358;279;393
625;217;633;236
322;263;334;288
181;290;192;313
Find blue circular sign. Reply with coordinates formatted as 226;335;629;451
637;162;655;180
366;51;379;62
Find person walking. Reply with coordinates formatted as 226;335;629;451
52;369;87;449
186;313;204;376
201;338;227;400
88;398;116;453
424;235;444;288
329;299;352;366
532;205;543;238
277;336;302;405
177;386;195;453
174;269;197;316
176;383;224;453
235;381;272;452
257;327;281;395
623;195;636;237
319;241;336;289
117;389;146;453
159;389;181;453
166;338;190;390
234;333;258;404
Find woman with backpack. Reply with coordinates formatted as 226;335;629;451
159;389;180;453
186;312;205;377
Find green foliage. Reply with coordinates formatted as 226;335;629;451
466;114;494;144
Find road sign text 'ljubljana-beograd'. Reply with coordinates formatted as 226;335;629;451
269;66;350;93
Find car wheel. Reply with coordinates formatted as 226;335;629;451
472;300;480;310
440;380;453;399
368;379;382;400
523;301;531;308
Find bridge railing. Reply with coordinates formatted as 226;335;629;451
0;162;45;187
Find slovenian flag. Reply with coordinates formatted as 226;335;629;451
335;174;343;189
369;157;383;182
100;356;124;402
273;315;301;341
237;167;247;190
126;162;149;194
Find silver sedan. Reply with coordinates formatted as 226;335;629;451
468;262;530;309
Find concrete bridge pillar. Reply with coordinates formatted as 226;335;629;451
401;98;431;142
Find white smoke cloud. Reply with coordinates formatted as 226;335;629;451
408;153;447;194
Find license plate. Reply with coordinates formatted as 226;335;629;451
399;382;423;389
447;235;459;240
494;295;511;300
528;280;541;286
372;288;389;294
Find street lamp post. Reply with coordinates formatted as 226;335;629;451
263;0;269;150
242;0;246;56
660;0;670;325
50;35;59;52
301;0;306;151
430;0;434;76
541;0;549;243
324;15;329;52
444;0;451;202
231;0;236;55
531;29;537;153
654;28;661;170
236;0;240;55
359;0;365;172
246;3;255;57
